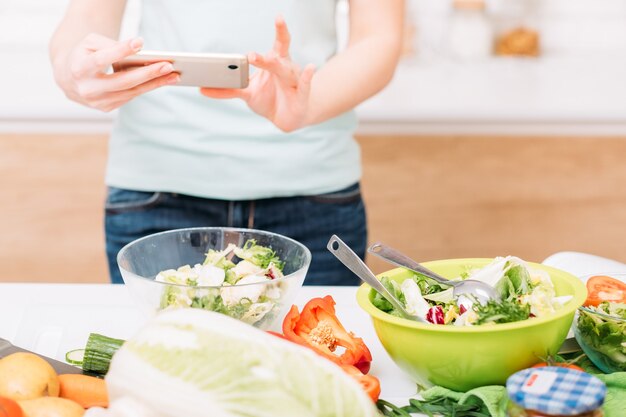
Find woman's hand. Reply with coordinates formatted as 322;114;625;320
53;34;180;112
200;17;315;133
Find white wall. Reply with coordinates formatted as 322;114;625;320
3;0;626;135
410;0;626;57
0;0;140;132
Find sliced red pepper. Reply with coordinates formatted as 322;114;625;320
283;295;372;374
341;365;381;402
266;330;287;340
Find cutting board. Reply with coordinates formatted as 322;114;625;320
0;337;82;374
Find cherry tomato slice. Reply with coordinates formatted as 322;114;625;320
584;275;626;307
532;362;584;372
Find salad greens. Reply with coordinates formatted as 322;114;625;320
474;299;531;325
234;239;285;270
155;239;286;326
377;397;491;417
372;256;573;326
576;301;626;372
372;275;446;317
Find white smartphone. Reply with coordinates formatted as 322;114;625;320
113;50;249;88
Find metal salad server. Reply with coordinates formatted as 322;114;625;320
327;235;427;323
368;242;500;304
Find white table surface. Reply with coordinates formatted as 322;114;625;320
1;251;625;408
0;284;417;403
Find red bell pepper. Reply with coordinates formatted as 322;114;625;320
282;295;372;374
266;330;287;340
341;365;381;402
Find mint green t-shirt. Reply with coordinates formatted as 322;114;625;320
106;0;361;200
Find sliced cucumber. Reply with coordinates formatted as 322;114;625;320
65;348;85;366
82;333;125;375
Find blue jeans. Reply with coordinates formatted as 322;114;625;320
105;183;366;286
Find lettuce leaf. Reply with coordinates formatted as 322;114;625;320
100;309;379;417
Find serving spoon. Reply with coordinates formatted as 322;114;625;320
327;235;427;323
368;242;500;304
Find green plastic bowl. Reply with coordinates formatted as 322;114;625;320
356;258;587;391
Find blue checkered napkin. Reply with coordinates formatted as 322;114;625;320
506;366;606;415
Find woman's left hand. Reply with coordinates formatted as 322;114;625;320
200;16;315;133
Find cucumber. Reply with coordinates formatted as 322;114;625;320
81;333;125;375
65;348;85;366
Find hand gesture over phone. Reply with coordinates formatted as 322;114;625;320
200;17;315;133
53;34;180;112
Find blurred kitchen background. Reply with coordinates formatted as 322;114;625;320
2;0;626;283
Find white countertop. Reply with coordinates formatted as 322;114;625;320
1;251;625;410
0;284;417;402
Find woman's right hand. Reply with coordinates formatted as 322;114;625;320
54;34;180;112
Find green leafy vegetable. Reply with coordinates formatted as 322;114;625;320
576;302;626;372
371;276;405;316
495;264;533;301
203;248;236;270
506;264;532;295
414;274;446;296
156;240;286;326
494;276;516;302
103;308;379;417
190;294;252;320
372;257;563;327
371;274;446;316
597;301;626;319
475;299;531;325
234;239;284;270
423;287;454;304
376;398;491;417
224;268;238;285
160;285;192;309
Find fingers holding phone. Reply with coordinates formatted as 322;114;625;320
57;34;179;112
78;33;142;75
200;17;317;133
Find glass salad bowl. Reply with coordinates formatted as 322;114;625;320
574;273;626;373
356;258;587;391
117;227;311;330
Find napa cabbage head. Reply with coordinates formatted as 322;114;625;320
84;309;378;417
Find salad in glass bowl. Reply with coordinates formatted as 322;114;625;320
372;256;573;326
574;274;626;373
156;239;287;324
117;227;311;330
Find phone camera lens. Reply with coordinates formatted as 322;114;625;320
228;65;238;70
